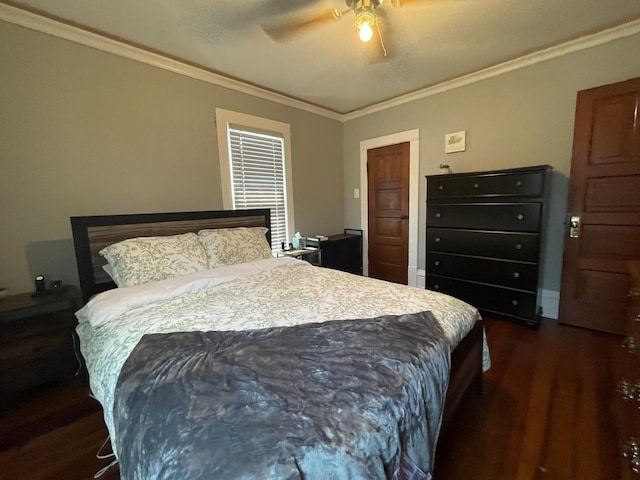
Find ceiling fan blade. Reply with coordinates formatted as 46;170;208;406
262;8;348;41
388;0;431;6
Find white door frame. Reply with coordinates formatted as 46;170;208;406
359;129;420;286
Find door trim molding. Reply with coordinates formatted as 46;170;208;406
359;129;420;286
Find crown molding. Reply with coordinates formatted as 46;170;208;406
342;18;640;121
0;3;343;121
2;3;639;124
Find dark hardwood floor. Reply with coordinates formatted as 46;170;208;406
0;377;118;480
0;316;625;480
435;316;623;480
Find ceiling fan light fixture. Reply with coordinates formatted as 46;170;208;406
354;6;376;43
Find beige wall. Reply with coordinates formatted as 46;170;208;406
3;17;639;299
342;32;640;295
0;20;343;294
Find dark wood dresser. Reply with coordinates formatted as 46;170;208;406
617;261;640;478
0;287;82;408
425;165;552;326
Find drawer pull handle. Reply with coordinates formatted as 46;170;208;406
622;336;639;352
515;243;523;250
629;289;640;297
517;214;524;221
435;213;442;218
511;300;519;306
438;185;444;190
622;437;639;459
616;379;640;400
617;379;632;398
434;284;440;290
434;260;441;266
473;183;479;189
635;314;640;323
435;237;441;243
619;379;640;403
513;272;520;278
516;180;523;186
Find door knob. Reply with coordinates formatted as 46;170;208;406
569;215;581;238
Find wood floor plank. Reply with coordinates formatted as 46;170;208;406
435;317;623;480
0;411;118;480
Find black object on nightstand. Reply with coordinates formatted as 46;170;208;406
0;286;83;408
277;248;319;261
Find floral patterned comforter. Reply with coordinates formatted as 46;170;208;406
76;257;488;460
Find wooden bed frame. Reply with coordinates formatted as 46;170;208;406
71;209;271;303
70;208;481;440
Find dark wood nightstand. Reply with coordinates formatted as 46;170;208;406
306;230;363;275
0;287;83;408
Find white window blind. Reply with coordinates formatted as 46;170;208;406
227;127;289;250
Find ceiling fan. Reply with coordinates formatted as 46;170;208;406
262;0;426;56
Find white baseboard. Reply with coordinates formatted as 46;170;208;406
540;289;560;320
415;269;560;320
408;266;419;287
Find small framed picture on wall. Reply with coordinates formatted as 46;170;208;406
445;130;466;153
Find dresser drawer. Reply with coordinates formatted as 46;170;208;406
427;170;546;200
427;253;538;291
427;203;542;232
614;348;640;479
426;275;538;320
427;228;540;262
618;268;640;478
630;286;640;340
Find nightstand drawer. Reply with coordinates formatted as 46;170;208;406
427;203;542;232
0;288;81;403
426;275;537;320
427;171;545;200
427;228;540;262
427;253;538;291
0;328;78;395
0;310;76;344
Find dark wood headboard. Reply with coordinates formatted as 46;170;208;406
70;209;271;304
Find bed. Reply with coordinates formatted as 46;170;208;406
70;209;489;480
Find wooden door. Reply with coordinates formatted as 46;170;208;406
558;77;640;334
367;142;410;284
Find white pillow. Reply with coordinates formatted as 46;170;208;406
102;264;115;280
99;232;210;287
198;227;273;268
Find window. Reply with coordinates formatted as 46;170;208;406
216;108;295;250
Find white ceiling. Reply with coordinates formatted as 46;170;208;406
4;0;640;115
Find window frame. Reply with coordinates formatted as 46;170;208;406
215;108;295;248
